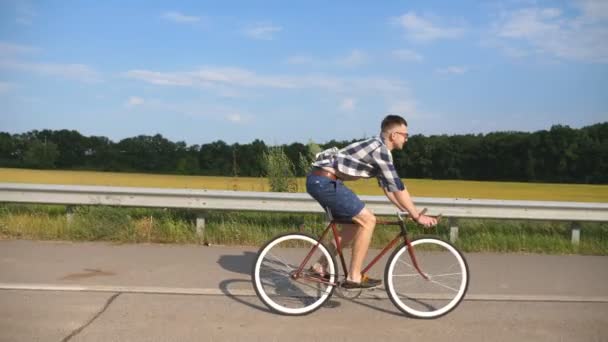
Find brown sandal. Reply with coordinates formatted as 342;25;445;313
341;275;382;289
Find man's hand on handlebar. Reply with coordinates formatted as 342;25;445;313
398;209;440;228
414;213;438;228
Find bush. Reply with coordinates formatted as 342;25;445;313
263;147;298;192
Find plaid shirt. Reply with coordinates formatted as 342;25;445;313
312;136;405;192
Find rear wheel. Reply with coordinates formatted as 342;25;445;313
384;237;469;319
252;233;337;315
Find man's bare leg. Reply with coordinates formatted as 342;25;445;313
348;207;376;283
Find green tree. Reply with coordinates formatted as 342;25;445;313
46;129;88;168
23;139;59;168
0;132;18;167
198;140;232;176
117;134;177;172
236;139;266;176
85;135;122;171
1;121;606;184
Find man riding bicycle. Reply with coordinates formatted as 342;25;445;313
306;114;437;288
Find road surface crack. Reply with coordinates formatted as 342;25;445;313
61;292;121;342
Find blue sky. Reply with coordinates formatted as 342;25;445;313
0;0;607;145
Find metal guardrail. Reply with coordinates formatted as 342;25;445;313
1;183;607;221
1;182;607;243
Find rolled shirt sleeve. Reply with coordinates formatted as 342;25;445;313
371;147;405;192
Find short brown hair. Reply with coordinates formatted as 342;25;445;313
381;115;408;132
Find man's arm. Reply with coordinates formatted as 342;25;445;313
370;145;436;227
382;187;437;227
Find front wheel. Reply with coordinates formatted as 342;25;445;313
384;237;469;319
251;233;337;315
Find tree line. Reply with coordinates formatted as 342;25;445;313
0;122;606;184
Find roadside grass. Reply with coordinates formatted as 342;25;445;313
1;204;606;255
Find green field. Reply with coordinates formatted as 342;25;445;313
1;168;607;202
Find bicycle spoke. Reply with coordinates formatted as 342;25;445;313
386;238;468;319
397;258;415;270
253;233;336;315
428;279;459;292
260;265;291;275
260;273;291;285
293;278;331;292
262;272;324;298
428;272;461;278
265;252;297;272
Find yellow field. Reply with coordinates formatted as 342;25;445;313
1;168;607;202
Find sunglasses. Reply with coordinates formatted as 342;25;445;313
393;131;409;139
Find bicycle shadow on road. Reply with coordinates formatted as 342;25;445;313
217;252;345;314
218;278;271;313
217;251;257;275
215;252;405;317
344;296;406;318
219;278;344;315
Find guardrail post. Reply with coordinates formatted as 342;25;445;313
571;222;581;246
66;206;74;225
449;217;459;243
196;214;206;244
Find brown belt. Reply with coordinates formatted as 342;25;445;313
311;168;339;181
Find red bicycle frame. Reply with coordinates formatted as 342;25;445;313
294;217;429;284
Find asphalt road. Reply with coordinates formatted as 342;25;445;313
1;240;607;342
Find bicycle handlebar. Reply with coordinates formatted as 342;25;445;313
397;208;442;224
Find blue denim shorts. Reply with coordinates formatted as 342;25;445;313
306;173;365;220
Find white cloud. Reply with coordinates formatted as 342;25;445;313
577;0;608;20
335;50;368;67
0;60;101;83
162;11;201;24
435;66;468;74
395;12;465;42
392;49;424;62
244;23;282;40
0;42;38;56
286;50;369;67
493;4;608;63
226;113;244;123
124;70;193;86
498;8;562;39
125;66;407;95
339;98;357;111
127;96;144;106
125;68;296;89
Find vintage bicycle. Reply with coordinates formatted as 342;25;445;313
251;210;469;318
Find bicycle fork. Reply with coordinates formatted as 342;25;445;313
404;237;429;281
